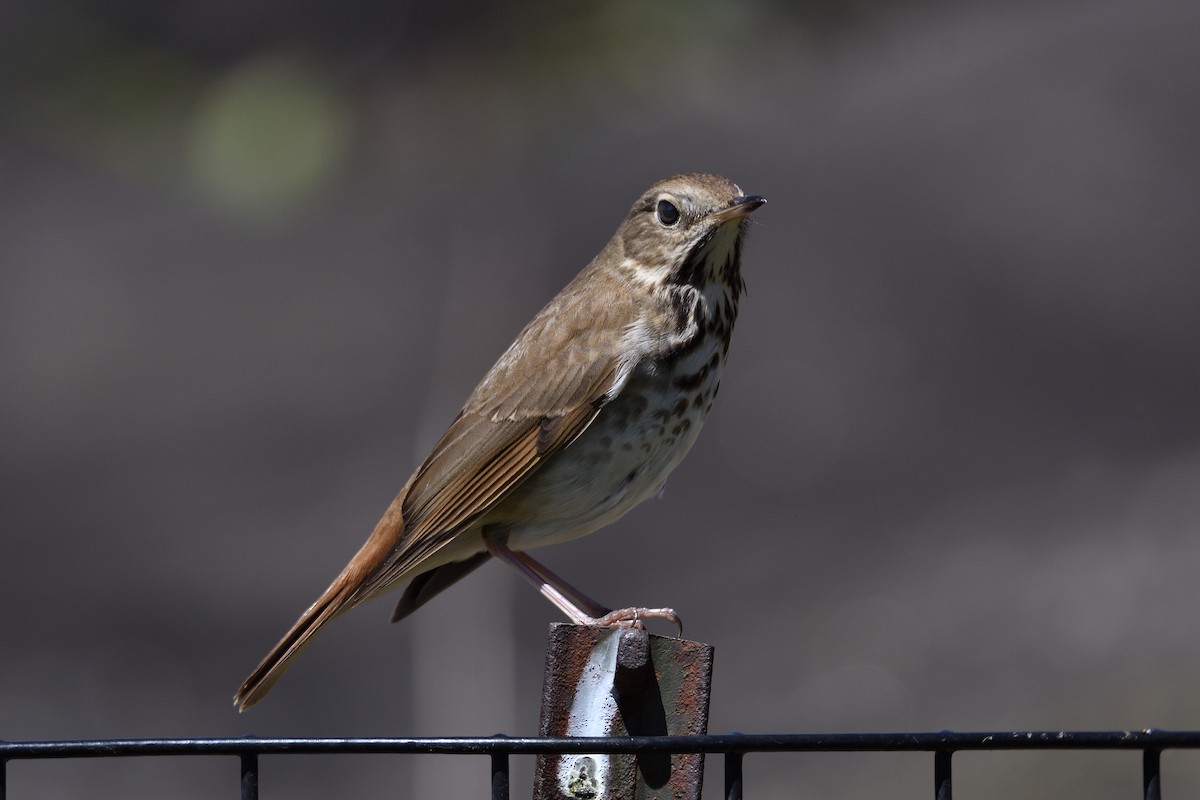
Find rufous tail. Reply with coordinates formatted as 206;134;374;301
234;494;407;710
233;574;359;711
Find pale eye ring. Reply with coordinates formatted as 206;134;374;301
655;199;680;227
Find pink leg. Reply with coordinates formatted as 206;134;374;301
510;550;610;618
483;528;682;633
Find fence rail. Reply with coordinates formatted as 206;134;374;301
4;729;1198;800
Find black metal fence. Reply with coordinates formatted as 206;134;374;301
4;729;1198;800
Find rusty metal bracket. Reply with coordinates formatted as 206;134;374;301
532;623;714;800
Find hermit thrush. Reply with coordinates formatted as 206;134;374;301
234;173;764;710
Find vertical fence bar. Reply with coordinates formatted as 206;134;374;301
1143;750;1161;800
724;752;744;800
240;752;259;800
933;751;952;800
490;752;510;800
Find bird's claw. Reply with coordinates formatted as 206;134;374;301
589;607;683;637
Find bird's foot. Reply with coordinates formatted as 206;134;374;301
587;607;683;636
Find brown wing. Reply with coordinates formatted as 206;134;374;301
344;271;639;602
234;269;635;711
349;335;624;601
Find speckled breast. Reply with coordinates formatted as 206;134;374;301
495;331;730;552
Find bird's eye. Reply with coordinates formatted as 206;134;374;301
655;199;680;227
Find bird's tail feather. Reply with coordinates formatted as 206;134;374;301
233;575;357;712
390;552;491;622
234;494;408;711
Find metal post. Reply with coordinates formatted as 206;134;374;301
533;624;715;799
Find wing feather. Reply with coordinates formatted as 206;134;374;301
349;356;620;604
346;270;641;606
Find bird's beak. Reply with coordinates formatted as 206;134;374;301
708;194;767;223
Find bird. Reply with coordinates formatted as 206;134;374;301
234;173;765;710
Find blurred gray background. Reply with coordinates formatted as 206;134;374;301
3;0;1199;797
